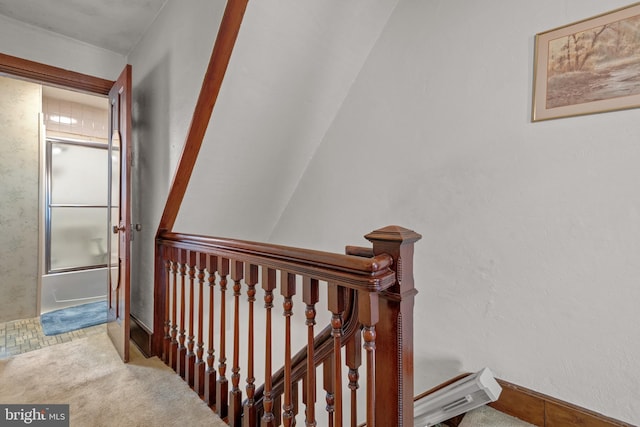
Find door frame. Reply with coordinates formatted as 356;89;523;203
0;54;136;359
0;53;114;95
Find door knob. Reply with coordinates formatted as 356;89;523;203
113;225;125;234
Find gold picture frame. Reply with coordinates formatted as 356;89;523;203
532;2;640;121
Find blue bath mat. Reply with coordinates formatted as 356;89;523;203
40;301;107;336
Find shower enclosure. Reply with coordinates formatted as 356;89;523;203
40;137;110;314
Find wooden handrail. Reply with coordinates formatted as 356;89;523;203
138;0;421;424
158;231;396;291
153;225;421;426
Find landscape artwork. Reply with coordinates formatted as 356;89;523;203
533;3;640;121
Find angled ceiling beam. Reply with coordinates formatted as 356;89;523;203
157;0;249;234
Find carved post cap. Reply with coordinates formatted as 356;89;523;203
364;225;422;245
365;225;421;295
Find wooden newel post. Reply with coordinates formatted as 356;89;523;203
153;238;167;357
365;225;421;427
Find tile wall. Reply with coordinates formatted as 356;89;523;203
42;96;108;141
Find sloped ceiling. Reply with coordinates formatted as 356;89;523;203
172;1;400;241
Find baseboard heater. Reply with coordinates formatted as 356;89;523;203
414;368;502;427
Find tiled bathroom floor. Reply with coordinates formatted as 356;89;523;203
0;316;106;359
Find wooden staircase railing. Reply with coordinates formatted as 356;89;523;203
148;1;421;425
152;225;421;426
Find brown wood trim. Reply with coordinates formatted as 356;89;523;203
156;0;249;234
152;242;166;357
157;232;396;292
411;375;635;427
160;231;393;274
489;379;636;427
130;313;153;358
0;52;114;95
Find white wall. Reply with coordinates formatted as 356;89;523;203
269;0;640;424
127;0;226;327
129;0;398;326
173;0;398;241
0;14;125;81
2;0;638;422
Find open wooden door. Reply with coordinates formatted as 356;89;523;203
107;65;132;362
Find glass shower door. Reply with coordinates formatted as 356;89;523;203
46;139;109;273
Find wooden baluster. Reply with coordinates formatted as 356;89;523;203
363;325;377;427
194;252;207;396
261;268;277;427
177;248;187;378
185;250;197;387
302;376;309;426
243;263;258;427
205;254;218;407
274;395;283;426
328;283;346;427
323;356;335;427
292;381;300;422
229;260;244;426
169;247;179;371
162;250;171;364
216;257;230;419
303;277;319;427
358;291;379;427
346;332;361;427
281;272;296;427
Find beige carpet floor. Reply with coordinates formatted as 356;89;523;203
0;332;226;426
459;405;536;427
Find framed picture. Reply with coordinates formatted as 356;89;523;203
532;2;640;121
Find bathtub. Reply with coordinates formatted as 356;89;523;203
40;267;107;314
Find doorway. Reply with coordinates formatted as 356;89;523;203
0;74;111;317
1;55;131;362
0;75;112;356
